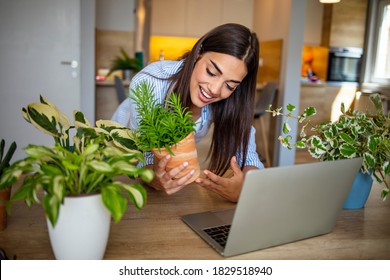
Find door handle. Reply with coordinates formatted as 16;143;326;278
61;60;78;68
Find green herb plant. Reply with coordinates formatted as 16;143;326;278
131;81;196;155
0;96;154;227
267;93;390;200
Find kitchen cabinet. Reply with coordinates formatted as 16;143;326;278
299;83;358;135
151;0;253;37
321;0;367;48
151;0;187;37
299;84;327;134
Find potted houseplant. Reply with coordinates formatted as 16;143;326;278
0;139;17;231
0;96;154;259
107;47;141;80
267;93;389;206
131;81;201;185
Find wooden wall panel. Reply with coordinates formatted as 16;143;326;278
257;39;283;84
321;0;367;48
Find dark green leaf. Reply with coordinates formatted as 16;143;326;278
303;106;316;117
363;152;375;168
43;194;61;227
339;144;357;158
27;106;59;137
339;132;355;144
282;122;291;134
286;104;295;112
367;136;378;153
383;161;389;175
101;185;127;223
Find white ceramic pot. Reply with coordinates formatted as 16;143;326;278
47;193;111;260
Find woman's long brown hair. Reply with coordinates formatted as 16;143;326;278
168;23;259;175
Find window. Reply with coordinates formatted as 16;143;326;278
364;0;390;85
374;0;390;80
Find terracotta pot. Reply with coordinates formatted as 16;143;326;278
0;187;12;231
152;132;200;185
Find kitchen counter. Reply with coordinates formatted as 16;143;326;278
96;79;130;87
301;80;359;87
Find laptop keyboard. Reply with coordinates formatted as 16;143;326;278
203;224;231;248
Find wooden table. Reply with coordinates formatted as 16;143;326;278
0;177;389;260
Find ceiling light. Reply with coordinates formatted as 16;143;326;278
320;0;341;3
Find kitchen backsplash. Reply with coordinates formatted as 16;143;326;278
301;46;329;82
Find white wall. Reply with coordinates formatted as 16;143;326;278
253;0;307;166
254;0;321;45
253;0;290;41
304;0;324;45
96;0;135;31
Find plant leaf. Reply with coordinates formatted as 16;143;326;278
88;160;113;173
367;136;378;152
43;194;61;227
383;161;389;175
282;122;291;134
303;106;316;117
122;182;147;209
101;185;127;223
110;129;139;152
286;104;295;112
339;132;355;144
339;144;357;158
25;103;61;137
363;152;375;168
139;168;154;183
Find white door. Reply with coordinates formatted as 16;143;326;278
0;0;81;161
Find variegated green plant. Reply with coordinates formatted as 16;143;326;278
0;96;154;227
267;93;390;200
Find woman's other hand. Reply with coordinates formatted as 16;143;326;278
195;156;256;202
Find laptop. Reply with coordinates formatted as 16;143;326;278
182;158;362;257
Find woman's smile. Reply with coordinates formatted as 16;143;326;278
190;52;247;109
198;85;214;102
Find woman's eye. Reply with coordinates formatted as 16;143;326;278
206;68;216;77
226;83;235;91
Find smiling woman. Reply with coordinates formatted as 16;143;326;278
189;52;248;113
112;23;264;203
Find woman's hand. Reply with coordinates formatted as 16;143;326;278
147;155;196;195
195;156;255;202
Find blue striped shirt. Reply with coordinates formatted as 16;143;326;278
111;60;264;170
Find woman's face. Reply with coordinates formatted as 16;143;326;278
189;51;248;111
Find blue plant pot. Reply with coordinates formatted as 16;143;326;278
343;170;373;209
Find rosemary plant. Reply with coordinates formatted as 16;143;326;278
131;81;196;155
